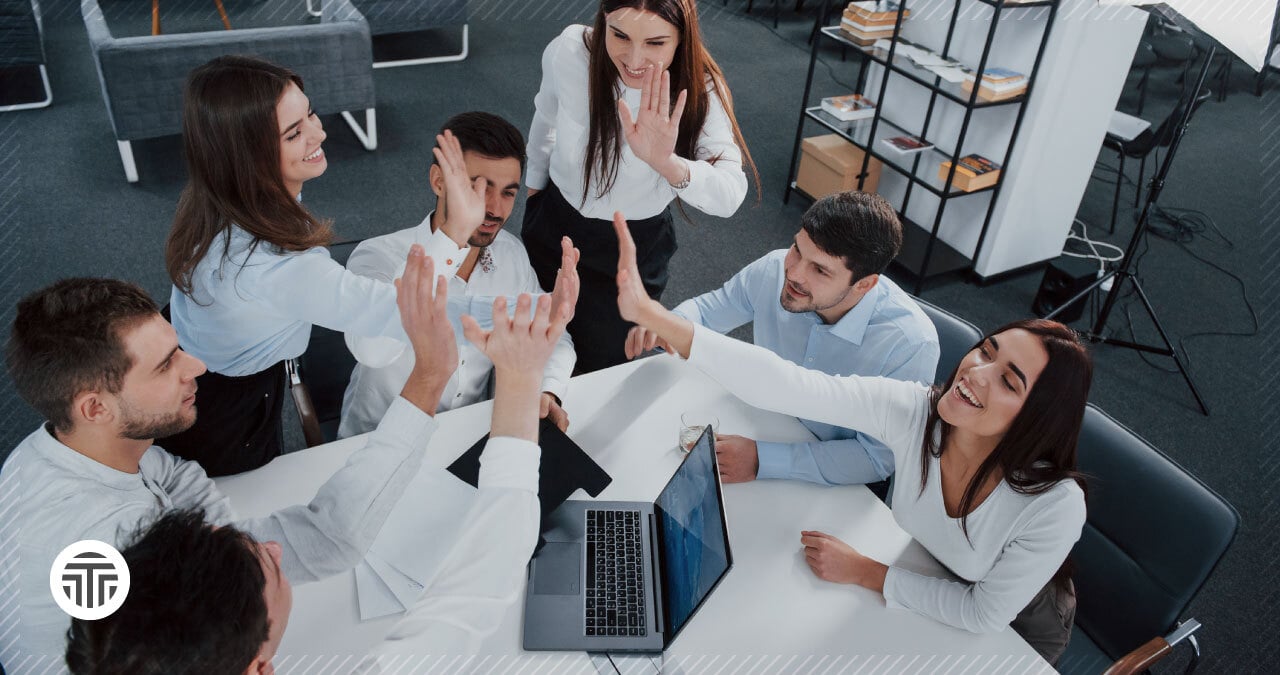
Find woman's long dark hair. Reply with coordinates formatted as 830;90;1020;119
920;319;1092;541
166;55;333;296
582;0;760;205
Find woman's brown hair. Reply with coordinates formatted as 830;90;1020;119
166;55;333;296
582;0;760;205
920;319;1092;539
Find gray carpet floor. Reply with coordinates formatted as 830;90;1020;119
2;1;1276;671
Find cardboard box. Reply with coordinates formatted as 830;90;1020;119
797;134;882;198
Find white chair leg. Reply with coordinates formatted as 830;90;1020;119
341;109;377;151
305;0;321;17
373;24;469;69
117;140;139;183
0;65;53;112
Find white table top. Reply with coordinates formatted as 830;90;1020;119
216;356;1047;671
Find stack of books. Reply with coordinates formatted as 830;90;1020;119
938;154;1001;192
839;1;909;46
960;68;1028;102
820;93;877;122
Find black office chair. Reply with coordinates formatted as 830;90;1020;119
913;298;982;387
1256;12;1280;96
1101;89;1211;234
289;239;363;447
1058;404;1238;675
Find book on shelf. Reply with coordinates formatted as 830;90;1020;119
839;23;896;45
881;135;934;154
960;80;1028;102
842;7;902;27
820;93;878;122
964;67;1026;85
846;1;911;21
960;67;1027;100
938;154;1002;192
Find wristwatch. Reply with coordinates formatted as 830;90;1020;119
669;160;691;190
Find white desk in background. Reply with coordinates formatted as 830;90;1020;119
216;357;1049;673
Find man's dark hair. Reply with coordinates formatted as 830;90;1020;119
437;111;527;170
800;191;903;282
6;278;160;432
65;509;269;675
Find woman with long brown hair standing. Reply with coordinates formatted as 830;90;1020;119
161;56;578;476
523;0;759;373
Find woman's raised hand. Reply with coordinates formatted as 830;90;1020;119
612;212;654;324
433;130;486;247
617;65;689;181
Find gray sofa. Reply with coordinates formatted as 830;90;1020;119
82;0;377;182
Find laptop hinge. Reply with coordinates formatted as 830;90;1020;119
648;512;664;637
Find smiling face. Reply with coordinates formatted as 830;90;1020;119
604;8;680;88
780;230;872;323
112;316;206;441
276;82;327;197
938;329;1051;440
430;150;522;247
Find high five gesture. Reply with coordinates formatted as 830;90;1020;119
617;64;690;187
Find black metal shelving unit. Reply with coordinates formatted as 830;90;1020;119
784;0;1060;294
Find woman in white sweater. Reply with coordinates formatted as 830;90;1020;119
609;214;1090;664
522;0;759;372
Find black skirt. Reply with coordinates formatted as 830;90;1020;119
521;182;676;373
156;363;286;477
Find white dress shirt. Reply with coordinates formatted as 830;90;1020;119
339;215;576;437
526;24;748;220
1;397;437;659
686;325;1086;634
170;225;468;376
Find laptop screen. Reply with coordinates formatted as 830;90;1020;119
653;426;732;642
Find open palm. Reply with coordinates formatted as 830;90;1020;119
618;66;688;171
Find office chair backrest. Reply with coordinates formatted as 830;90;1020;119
296;240;362;443
1142;90;1212;153
1071;404;1238;659
913;298;982;387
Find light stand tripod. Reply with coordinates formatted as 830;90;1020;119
1046;35;1214;415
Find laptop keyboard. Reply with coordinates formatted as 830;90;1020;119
584;509;647;637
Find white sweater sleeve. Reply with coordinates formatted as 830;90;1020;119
343;237;411;369
356;437;541;664
526;34;561;191
687;324;930;465
883;484;1086;633
675;86;749;218
235;397;436;583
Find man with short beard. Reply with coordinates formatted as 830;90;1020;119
339;111;576;438
626;191;939;493
0;239;559;660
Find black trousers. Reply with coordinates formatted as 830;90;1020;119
522;182;676;373
156;363;286;477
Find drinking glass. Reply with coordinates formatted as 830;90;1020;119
679;412;719;453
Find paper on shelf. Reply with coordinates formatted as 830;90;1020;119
928;66;969;83
1108;110;1151;141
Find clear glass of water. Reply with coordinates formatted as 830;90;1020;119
679;412;719;453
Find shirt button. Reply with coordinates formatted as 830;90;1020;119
807;357;814;363
456;393;463;398
446;259;454;265
460;360;465;366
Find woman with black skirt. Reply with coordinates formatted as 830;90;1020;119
523;0;758;372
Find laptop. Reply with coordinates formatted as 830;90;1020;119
522;426;733;652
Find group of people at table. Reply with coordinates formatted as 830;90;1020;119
2;1;1094;672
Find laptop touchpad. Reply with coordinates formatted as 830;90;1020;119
533;543;582;595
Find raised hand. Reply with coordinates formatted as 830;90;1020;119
460;293;572;378
617;65;689;182
613;212;654;324
549;236;581;326
394;245;459;411
433;129;486;247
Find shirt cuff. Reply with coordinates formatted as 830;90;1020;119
375;396;439;449
422;226;470;277
882;565;916;611
478;437;541;492
525;167;550;191
539;378;568;402
671;300;698;324
754;441;790;480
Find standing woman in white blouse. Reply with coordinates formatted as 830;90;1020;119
610;216;1091;664
523;0;759;372
159;56;492;476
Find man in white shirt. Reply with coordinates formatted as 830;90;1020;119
340;111;576;438
0;240;580;663
626;192;939;494
64;286;574;674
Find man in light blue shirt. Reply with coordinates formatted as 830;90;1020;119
627;191;939;489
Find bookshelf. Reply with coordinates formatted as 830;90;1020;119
783;0;1059;294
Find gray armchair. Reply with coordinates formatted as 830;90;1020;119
308;0;468;68
81;0;377;182
0;0;52;111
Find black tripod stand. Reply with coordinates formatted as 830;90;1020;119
1046;38;1215;416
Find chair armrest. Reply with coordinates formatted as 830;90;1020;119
287;360;327;448
1104;619;1202;675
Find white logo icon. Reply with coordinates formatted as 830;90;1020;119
49;540;131;621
